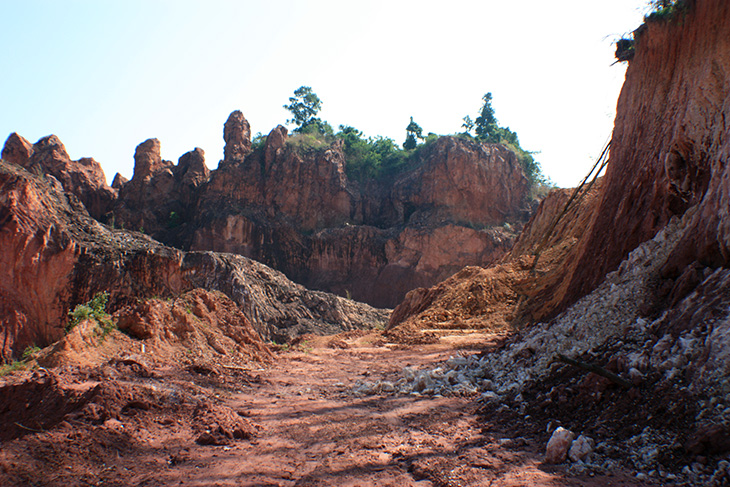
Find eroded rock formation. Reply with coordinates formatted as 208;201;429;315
0;160;386;360
187;122;532;307
2;107;534;309
1;133;117;221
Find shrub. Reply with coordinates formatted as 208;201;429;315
644;0;688;22
67;291;115;334
286;130;334;153
337;125;428;182
168;211;182;229
0;360;28;376
251;132;267;151
22;345;41;360
615;37;635;62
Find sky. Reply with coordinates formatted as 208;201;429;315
1;1;652;188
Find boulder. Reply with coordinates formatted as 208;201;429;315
545;427;575;464
568;434;595;462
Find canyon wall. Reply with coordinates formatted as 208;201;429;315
390;0;730;334
105;112;533;308
0;160;387;360
560;0;730;308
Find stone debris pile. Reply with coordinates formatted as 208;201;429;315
356;217;686;400
354;211;730;485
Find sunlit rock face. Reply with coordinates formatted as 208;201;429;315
3;108;534;309
2;132;116;221
188;116;533;308
557;0;730;310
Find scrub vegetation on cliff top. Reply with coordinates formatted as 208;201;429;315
616;0;690;63
644;0;689;22
281;86;548;188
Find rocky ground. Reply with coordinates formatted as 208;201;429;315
377;214;730;486
0;331;653;487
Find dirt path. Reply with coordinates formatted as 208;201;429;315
144;333;645;486
0;332;650;486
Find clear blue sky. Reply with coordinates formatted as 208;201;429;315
1;1;651;188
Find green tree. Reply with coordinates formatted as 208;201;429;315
403;116;423;150
284;86;326;133
461;115;475;135
474;93;499;142
466;92;547;187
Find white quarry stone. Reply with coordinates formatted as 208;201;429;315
568;435;595;463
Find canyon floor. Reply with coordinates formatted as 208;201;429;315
0;331;652;487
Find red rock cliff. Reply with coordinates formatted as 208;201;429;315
0;160;387;360
558;0;730;309
188;120;531;308
3;114;534;311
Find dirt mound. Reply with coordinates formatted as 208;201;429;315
386;263;525;343
387;179;603;341
114;288;272;366
0;369;93;441
0;363;259;486
35;289;272;371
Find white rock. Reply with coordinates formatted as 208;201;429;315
568;435;595;462
413;373;433;392
480;391;500;401
629;368;644;386
545;427;575;464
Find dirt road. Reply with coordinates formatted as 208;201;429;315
0;332;649;486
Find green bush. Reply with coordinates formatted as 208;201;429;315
286;126;335;153
337;125;415;182
0;360;28;376
251;132;267;151
22;345;41;360
167;211;182;229
67;291;115;334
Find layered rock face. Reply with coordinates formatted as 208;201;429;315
2;111;532;309
0;160;386;360
5;113;525;310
